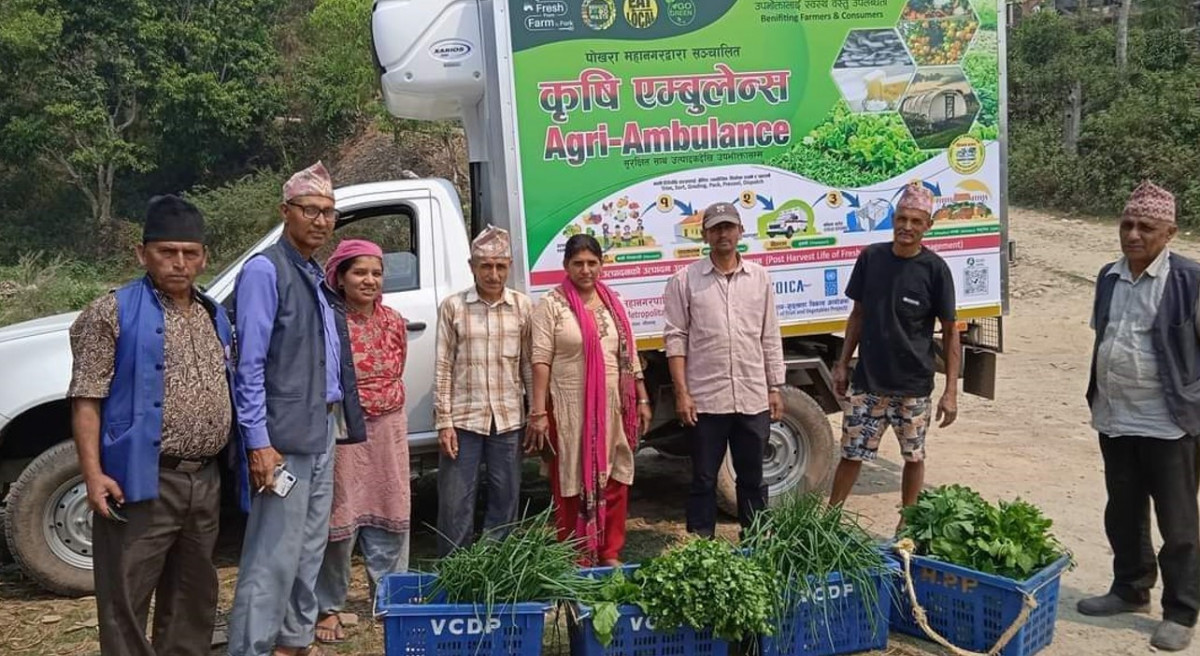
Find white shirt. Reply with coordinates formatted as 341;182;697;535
1091;248;1185;439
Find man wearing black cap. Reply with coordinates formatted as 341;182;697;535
68;195;249;656
663;202;786;536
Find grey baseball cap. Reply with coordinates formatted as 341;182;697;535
702;202;741;229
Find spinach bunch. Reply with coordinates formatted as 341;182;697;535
637;538;775;642
899;485;1068;580
586;568;642;647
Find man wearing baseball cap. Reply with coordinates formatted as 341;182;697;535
1077;181;1198;652
663;202;785;536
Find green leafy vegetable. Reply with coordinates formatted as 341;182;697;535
587;568;642;647
636;538;775;642
899;485;1069;580
768;103;934;187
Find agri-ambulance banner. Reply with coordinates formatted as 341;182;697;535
502;0;1002;335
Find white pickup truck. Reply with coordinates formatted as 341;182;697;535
0;0;1008;596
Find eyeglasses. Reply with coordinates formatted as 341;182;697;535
287;201;340;223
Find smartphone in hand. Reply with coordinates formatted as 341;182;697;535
271;465;297;498
106;497;128;523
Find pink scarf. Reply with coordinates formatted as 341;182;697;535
559;276;638;563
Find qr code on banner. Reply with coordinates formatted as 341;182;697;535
964;259;988;296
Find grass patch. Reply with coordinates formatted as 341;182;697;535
0;253;121;328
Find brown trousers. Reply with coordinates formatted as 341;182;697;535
93;462;221;656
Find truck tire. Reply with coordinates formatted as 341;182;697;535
716;387;835;517
4;441;94;596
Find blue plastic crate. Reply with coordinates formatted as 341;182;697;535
761;568;896;656
568;565;729;656
889;555;1071;656
376;572;551;656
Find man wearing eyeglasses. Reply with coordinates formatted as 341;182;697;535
227;161;367;656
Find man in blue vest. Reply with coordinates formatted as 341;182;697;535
227;161;366;656
1079;181;1199;652
69;195;248;656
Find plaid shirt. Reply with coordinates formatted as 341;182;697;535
434;286;534;434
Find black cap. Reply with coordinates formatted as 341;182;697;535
143;195;205;244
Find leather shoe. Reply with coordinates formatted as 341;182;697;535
1151;621;1194;652
1076;593;1150;617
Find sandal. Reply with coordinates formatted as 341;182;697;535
314;613;345;644
298;646;335;656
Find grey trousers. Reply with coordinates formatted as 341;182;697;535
314;526;410;616
227;418;336;655
436;427;523;557
93;462;221;656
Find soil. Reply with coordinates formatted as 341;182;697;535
2;207;1196;655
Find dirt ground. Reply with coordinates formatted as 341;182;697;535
2;207;1197;655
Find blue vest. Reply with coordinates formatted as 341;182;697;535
254;241;366;455
1087;253;1200;436
100;277;250;510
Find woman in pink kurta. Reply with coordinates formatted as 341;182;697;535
314;240;411;644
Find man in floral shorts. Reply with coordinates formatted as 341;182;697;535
829;183;960;521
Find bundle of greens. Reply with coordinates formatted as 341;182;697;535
431;509;602;606
743;493;890;640
584;567;643;647
636;538;775;642
899;484;1068;580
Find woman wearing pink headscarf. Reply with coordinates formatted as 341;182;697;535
313;239;410;644
528;235;652;566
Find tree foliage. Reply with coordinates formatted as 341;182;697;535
1009;9;1200;226
0;0;286;250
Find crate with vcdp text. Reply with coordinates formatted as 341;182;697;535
376;572;551;656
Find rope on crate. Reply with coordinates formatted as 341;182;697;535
893;538;1038;656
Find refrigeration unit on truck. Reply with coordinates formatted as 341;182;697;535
0;0;1008;596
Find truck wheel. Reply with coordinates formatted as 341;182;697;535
4;441;94;596
716;387;835;517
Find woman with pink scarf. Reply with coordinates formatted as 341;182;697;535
529;235;652;566
313;239;411;644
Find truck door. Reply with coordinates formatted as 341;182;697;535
321;201;438;441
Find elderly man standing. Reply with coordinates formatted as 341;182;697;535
69;195;247;656
828;183;959;516
227;162;367;656
1077;181;1199;652
435;226;534;556
663;202;785;537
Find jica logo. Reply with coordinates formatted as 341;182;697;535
664;0;695;26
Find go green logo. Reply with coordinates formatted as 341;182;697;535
665;0;695;26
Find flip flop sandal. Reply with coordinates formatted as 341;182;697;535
298;645;335;656
314;614;345;644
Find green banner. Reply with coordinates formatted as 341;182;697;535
503;0;1002;333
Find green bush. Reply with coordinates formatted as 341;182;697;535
186;169;286;269
1009;17;1200;227
0;252;115;327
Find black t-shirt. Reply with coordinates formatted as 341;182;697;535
845;242;956;397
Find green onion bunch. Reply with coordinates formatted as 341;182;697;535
743;493;890;640
431;508;603;606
